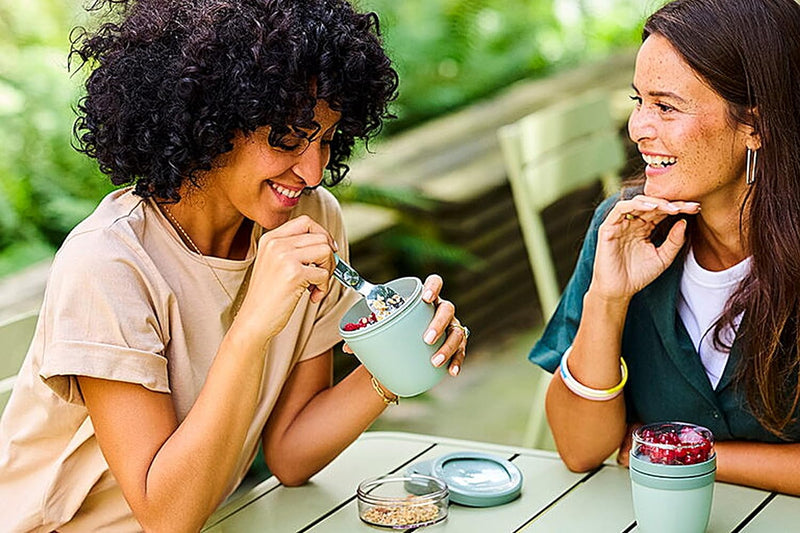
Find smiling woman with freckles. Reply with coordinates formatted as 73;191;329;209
527;0;800;496
0;1;470;531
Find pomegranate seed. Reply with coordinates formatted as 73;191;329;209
635;423;713;465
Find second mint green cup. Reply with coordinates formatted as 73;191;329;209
630;454;716;533
629;422;716;533
339;277;447;397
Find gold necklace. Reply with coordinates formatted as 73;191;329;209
161;204;235;303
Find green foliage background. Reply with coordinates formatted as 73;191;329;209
0;0;655;276
361;0;653;132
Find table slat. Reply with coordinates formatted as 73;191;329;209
521;466;635;532
740;494;800;532
308;442;585;532
203;437;432;532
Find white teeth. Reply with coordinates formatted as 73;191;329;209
642;154;677;167
271;183;302;198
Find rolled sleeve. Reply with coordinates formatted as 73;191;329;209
41;341;169;404
38;229;169;404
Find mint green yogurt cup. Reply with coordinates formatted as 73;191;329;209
630;454;715;533
339;277;447;397
629;422;716;533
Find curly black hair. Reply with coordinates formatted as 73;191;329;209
69;0;399;201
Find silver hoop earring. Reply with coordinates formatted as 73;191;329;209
746;147;758;185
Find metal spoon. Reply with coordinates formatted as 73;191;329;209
332;253;404;317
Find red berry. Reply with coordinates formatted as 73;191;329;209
343;311;382;333
637;424;713;465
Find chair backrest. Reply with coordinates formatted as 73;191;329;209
498;89;625;319
0;311;39;415
497;90;625;449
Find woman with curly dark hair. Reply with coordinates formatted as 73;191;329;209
0;1;469;530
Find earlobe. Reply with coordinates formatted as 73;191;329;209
745;108;761;151
746;130;762;152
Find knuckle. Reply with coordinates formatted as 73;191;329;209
439;300;455;314
258;232;274;246
274;248;292;263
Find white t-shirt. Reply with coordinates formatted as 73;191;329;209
677;247;751;389
0;187;359;532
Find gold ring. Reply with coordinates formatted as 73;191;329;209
450;322;470;340
624;213;635;220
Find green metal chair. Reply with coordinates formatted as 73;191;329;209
498;89;625;449
0;311;39;415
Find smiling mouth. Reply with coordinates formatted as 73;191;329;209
642;154;677;168
269;182;303;199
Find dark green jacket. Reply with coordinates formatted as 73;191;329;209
529;196;800;442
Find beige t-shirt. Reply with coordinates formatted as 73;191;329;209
0;187;358;532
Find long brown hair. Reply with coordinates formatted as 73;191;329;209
644;0;800;437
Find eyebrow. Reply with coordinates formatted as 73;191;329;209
631;84;690;105
292;121;338;141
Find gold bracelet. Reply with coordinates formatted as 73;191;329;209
371;376;399;405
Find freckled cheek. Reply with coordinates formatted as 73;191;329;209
670;125;706;166
678;155;704;181
694;124;739;171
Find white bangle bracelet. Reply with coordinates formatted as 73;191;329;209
559;345;627;401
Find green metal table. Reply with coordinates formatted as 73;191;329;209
203;431;799;532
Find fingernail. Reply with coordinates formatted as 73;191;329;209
450;364;460;376
424;329;437;344
423;290;434;302
332;240;339;252
431;353;445;366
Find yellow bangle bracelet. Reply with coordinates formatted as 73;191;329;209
371;376;399;405
559;346;628;401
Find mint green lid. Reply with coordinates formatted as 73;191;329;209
406;452;522;507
